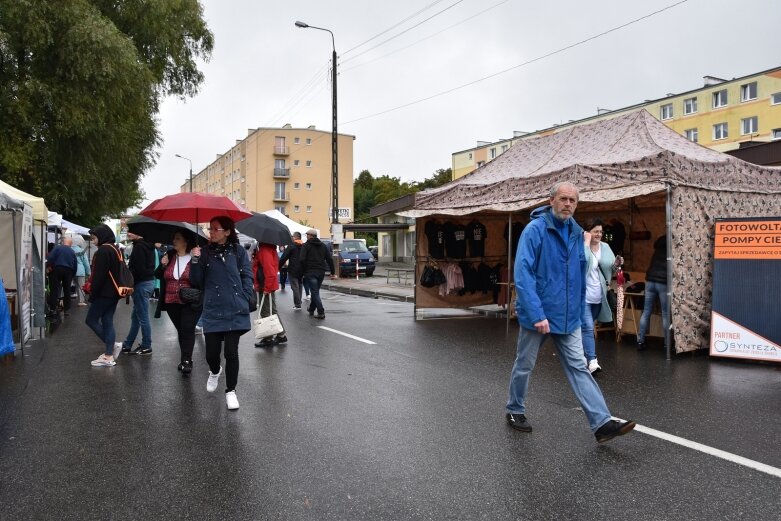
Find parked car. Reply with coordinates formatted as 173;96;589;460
368;245;378;259
322;239;376;277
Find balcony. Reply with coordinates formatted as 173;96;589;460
273;191;290;202
273;146;289;156
273;168;290;179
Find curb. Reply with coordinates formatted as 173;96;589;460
321;281;415;303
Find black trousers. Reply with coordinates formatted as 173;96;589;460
204;331;242;392
49;266;74;312
166;303;201;362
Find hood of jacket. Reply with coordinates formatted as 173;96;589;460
89;224;115;246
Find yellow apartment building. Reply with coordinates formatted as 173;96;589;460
181;125;355;234
452;66;781;179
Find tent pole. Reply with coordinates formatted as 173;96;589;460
665;184;672;360
628;198;634;268
506;214;511;335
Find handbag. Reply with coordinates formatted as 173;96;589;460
178;286;202;304
254;293;283;340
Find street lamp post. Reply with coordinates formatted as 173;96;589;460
296;20;341;277
175;154;193;192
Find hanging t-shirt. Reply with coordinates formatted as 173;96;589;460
425;220;446;259
443;221;467;258
467;220;488;257
504;222;524;257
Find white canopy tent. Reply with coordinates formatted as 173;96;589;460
262;209;318;238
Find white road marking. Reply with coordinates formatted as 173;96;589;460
317;326;376;345
614;417;781;478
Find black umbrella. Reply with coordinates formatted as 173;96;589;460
235;212;295;247
126;215;208;246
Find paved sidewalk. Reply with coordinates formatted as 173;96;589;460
314;261;416;302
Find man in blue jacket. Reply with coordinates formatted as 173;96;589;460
506;182;635;444
46;237;78;319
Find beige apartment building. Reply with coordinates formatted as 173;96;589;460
181;125;355;234
453;66;781;179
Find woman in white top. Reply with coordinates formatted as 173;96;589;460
581;219;622;374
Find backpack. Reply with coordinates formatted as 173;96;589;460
105;245;135;297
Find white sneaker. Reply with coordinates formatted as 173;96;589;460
304;295;310;301
91;354;116;367
225;390;240;410
113;342;123;360
206;366;222;392
194;325;204;335
588;359;602;374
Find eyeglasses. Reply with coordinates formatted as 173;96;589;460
208;227;225;232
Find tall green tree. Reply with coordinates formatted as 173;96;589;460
0;0;213;223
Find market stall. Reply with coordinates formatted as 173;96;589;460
404;110;781;354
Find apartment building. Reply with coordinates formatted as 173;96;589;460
181;125;355;234
452;66;781;179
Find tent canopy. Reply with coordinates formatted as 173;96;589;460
61;219;90;235
262;209;318;237
0;180;48;221
407;110;781;353
406;110;781;217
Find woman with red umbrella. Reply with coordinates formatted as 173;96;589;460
189;216;255;410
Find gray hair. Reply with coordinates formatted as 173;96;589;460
550;181;579;200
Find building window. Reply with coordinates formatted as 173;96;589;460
293;159;300;166
294;182;300;189
477;161;485;168
306;206;312;213
275;205;286;214
772;92;781;105
274;182;286;199
712;89;728;108
683;97;698;115
660;103;673;120
306;183;312;190
741;116;758;135
305;138;312;145
740;82;758;102
468;152;472;160
772;129;781;140
489;148;496;159
501;145;509;153
684;128;698;143
713;122;728;140
306;160;312;167
294;205;300;213
294;137;300;144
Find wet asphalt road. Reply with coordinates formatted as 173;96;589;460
1;289;779;520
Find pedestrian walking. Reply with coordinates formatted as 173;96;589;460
637;235;669;351
116;232;156;356
86;225;123;367
505;182;635;443
46;237;77;319
298;229;334;319
254;242;287;348
279;232;304;309
154;231;202;375
189;216;255;410
72;241;91;307
278;245;288;290
580;218;623;374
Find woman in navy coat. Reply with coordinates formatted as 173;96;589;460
189;216;254;410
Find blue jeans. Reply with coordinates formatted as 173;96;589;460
304;272;325;315
638;281;669;344
123;280;154;349
506;327;612;432
85;297;119;356
580;302;602;362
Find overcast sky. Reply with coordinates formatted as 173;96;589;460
141;0;781;207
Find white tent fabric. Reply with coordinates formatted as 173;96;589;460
47;211;62;227
262;209;318;237
0;180;48;222
61;219;90;235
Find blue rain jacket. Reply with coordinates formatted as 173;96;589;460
514;205;586;334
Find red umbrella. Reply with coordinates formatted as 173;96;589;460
139;192;252;223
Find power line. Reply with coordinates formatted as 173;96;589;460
341;0;510;75
342;0;449;55
341;0;469;65
342;0;690;125
267;62;330;127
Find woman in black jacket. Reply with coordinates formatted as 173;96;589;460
154;231;201;375
637;235;669;350
85;224;123;368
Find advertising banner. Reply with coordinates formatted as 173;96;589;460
19;204;33;344
711;218;781;362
